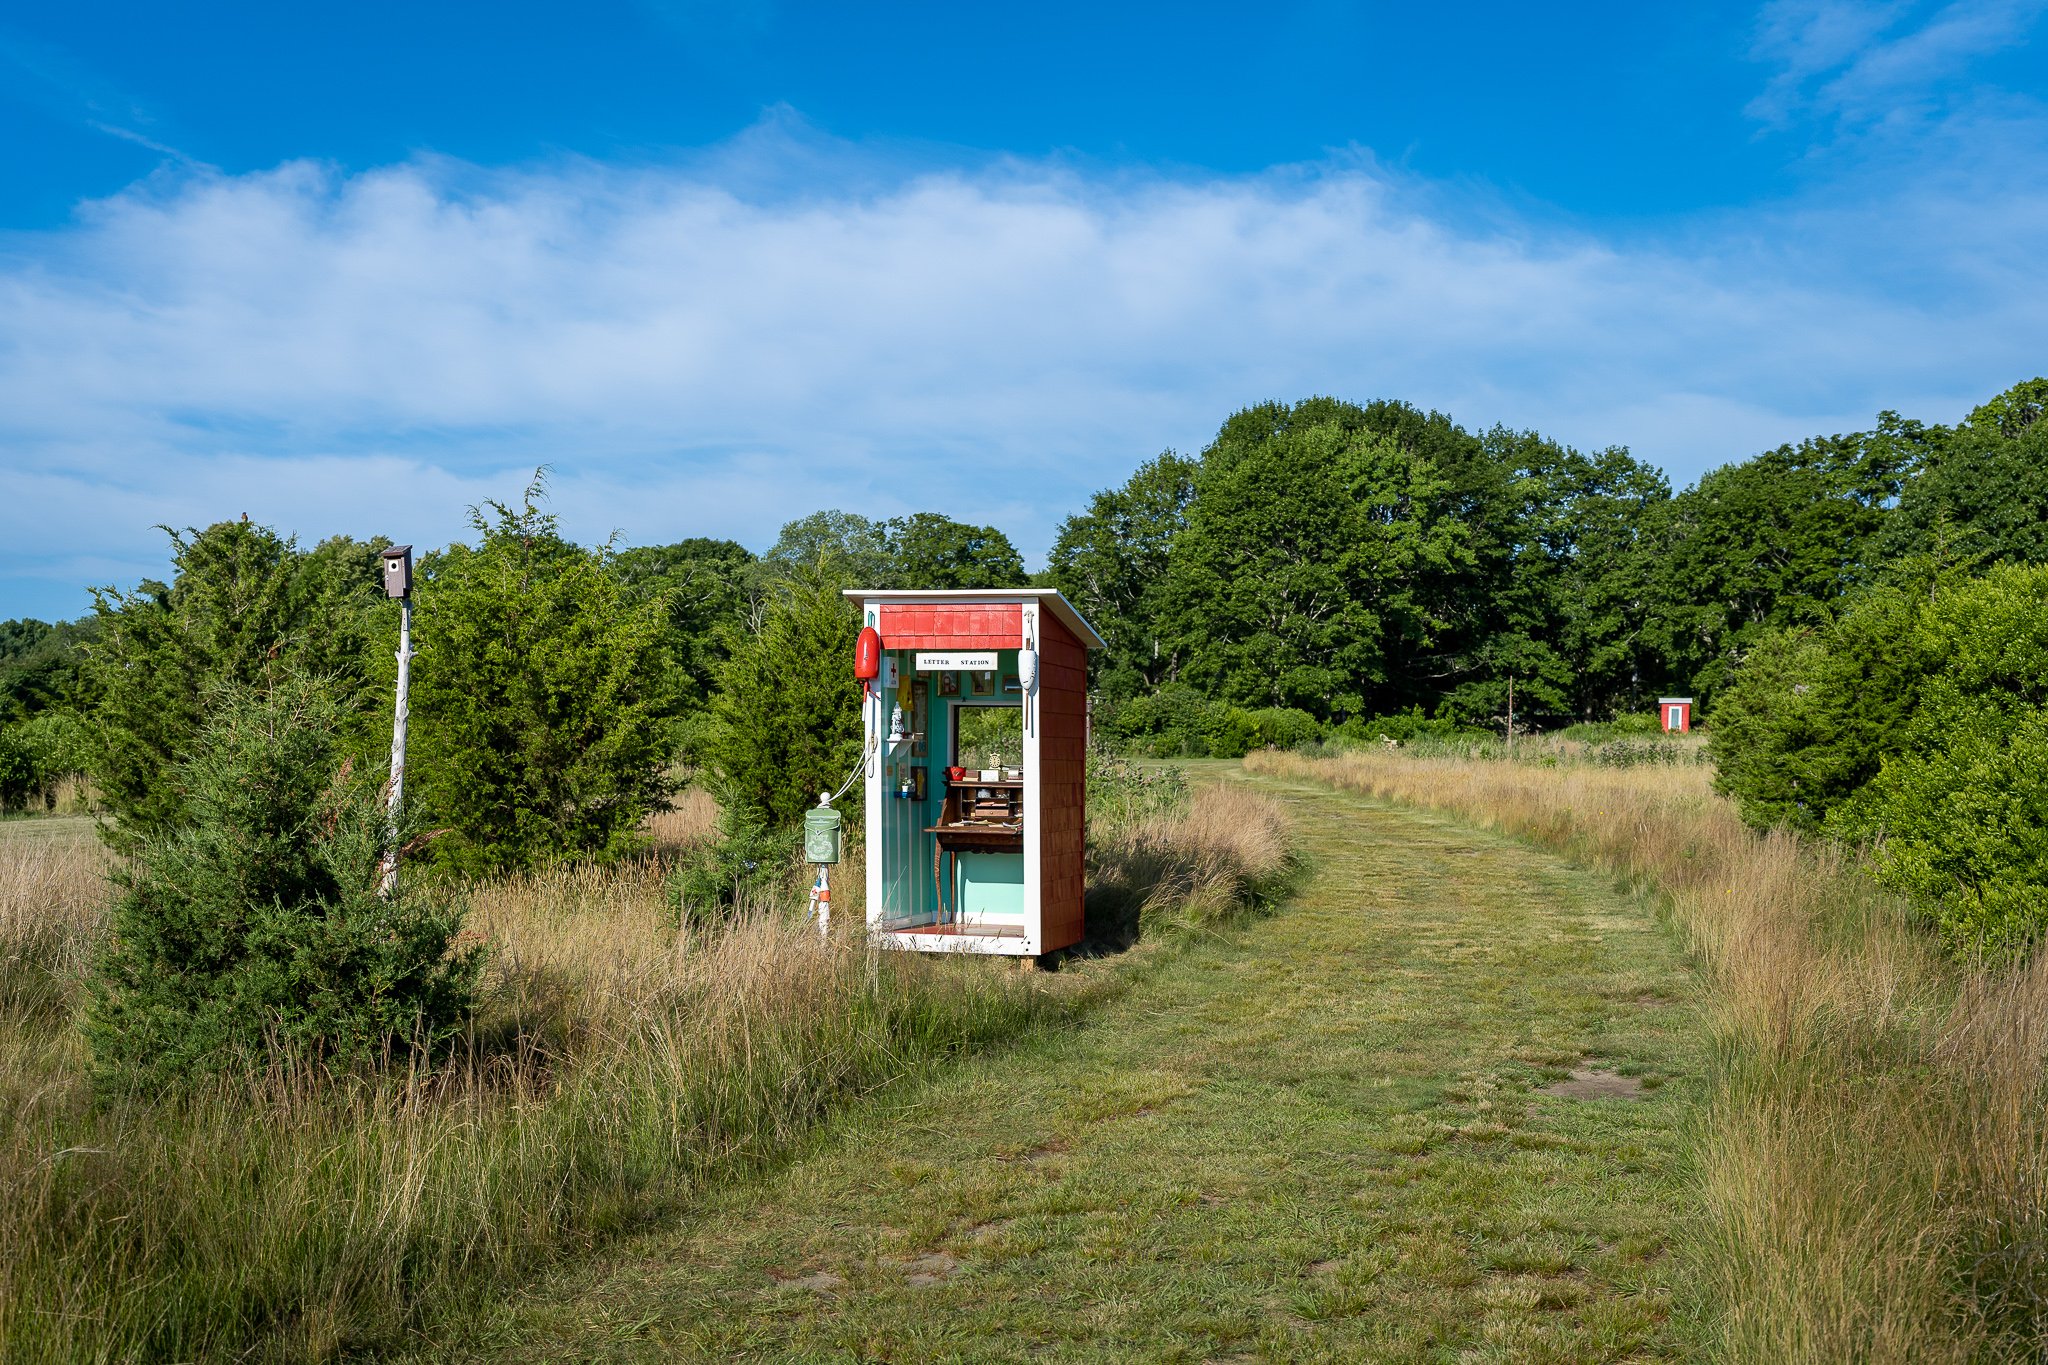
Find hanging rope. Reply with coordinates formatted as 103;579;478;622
824;731;877;808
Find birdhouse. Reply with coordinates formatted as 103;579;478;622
1658;697;1693;733
842;588;1103;959
380;545;414;600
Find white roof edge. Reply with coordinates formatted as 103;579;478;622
840;587;1105;650
1656;696;1695;703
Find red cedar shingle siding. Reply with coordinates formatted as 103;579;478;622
878;603;1024;652
1037;612;1088;952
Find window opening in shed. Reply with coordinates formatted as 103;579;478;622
954;704;1022;774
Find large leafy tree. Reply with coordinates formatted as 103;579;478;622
1645;427;1909;700
1046;451;1197;700
0;616;97;724
407;478;676;875
1880;378;2048;571
1551;445;1673;719
85;522;388;848
883;512;1026;589
760;509;1025;590
1162;408;1469;719
611;536;759;709
1431;428;1584;727
763;511;896;584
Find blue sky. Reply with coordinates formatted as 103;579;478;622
2;1;2044;618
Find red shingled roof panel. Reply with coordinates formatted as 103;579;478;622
878;603;1023;650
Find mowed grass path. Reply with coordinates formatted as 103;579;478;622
429;763;1706;1363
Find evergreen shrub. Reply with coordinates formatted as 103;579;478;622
665;803;799;927
85;674;480;1090
85;521;391;850
1708;582;1927;833
697;565;863;829
407;476;678;876
1714;562;2048;960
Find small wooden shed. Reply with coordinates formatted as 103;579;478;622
843;588;1104;957
1658;697;1694;733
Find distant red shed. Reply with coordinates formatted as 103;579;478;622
1658;697;1694;733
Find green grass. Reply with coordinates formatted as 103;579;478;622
420;761;1706;1363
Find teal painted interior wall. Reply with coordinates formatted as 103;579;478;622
956;852;1026;919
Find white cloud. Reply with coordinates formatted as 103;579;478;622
1;115;2043;618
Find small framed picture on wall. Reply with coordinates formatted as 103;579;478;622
969;669;998;696
937;671;961;698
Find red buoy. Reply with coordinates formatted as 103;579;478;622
854;625;882;681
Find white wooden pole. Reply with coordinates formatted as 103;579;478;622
379;595;413;895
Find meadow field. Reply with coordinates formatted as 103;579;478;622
0;778;1291;1363
1247;748;2048;1361
5;745;2045;1361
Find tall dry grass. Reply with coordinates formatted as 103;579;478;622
0;771;1294;1363
0;818;1061;1363
1247;748;2048;1362
0;753;1304;1365
643;785;720;853
0;832;109;1018
1087;783;1297;946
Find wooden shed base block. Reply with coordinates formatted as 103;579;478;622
877;922;1037;956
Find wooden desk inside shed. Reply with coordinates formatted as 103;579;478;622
925;778;1024;852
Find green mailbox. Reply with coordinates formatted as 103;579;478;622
803;803;843;865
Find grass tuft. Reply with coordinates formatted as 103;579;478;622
0;829;107;1018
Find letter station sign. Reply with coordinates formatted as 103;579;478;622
915;652;999;671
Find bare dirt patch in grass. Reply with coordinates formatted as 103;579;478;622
888;1251;962;1286
1541;1067;1647;1100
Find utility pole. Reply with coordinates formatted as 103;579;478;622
378;546;415;895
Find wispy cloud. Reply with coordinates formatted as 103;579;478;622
0;26;197;164
1748;0;2048;126
0;108;2041;618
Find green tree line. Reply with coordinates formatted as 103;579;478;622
6;377;2044;844
1048;382;2044;742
